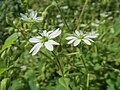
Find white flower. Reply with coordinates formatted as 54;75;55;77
66;30;99;46
29;28;61;56
80;24;87;27
20;10;43;22
61;6;68;9
91;22;99;27
100;13;108;17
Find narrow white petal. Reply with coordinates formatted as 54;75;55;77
29;37;40;43
86;38;94;42
67;39;76;44
75;30;80;36
65;36;76;40
20;13;28;19
36;17;43;21
86;32;99;38
30;10;37;18
21;18;29;21
43;30;48;36
44;42;53;51
29;43;43;55
82;39;91;45
73;40;81;46
49;28;61;38
36;36;42;39
79;30;84;36
48;40;59;45
33;11;37;18
47;31;53;34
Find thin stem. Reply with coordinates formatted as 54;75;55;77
78;46;89;90
80;56;88;73
87;73;89;89
40;51;52;60
54;0;71;31
52;51;64;77
80;54;89;90
76;0;89;30
52;51;72;90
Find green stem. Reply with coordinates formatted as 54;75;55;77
80;55;89;90
76;0;88;30
52;51;72;90
40;51;52;60
54;0;71;31
52;51;64;77
80;56;88;73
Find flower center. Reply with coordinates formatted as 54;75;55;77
77;35;84;39
29;17;33;20
41;36;48;42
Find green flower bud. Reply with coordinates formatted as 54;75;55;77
42;11;48;19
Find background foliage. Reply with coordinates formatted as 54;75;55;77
0;0;120;90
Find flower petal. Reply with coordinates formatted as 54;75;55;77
20;13;28;19
86;31;99;38
48;40;59;45
86;38;94;42
20;13;28;21
79;30;84;35
33;11;37;18
49;28;61;38
73;39;81;46
75;30;80;36
43;30;48;36
47;31;53;34
29;43;43;56
36;36;42;39
67;38;76;44
82;39;91;45
65;36;77;40
30;10;37;18
44;42;53;51
29;37;40;43
36;17;43;21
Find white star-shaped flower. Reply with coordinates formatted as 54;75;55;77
29;28;61;56
20;10;43;22
66;30;99;46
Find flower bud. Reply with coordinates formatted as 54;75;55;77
42;11;48;19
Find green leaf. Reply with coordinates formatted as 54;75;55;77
24;70;39;90
106;79;115;90
8;79;25;90
114;16;120;35
58;77;70;89
0;33;18;53
0;78;10;90
55;84;67;90
0;68;9;75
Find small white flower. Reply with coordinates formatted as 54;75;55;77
56;15;61;18
95;19;100;23
80;24;87;27
91;22;99;27
20;10;43;22
61;6;68;9
100;13;108;17
29;28;61;56
108;16;113;20
66;30;99;46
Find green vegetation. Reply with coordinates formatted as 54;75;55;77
0;0;120;90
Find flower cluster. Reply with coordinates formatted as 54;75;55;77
66;30;99;46
29;29;99;55
22;10;99;56
20;10;43;22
